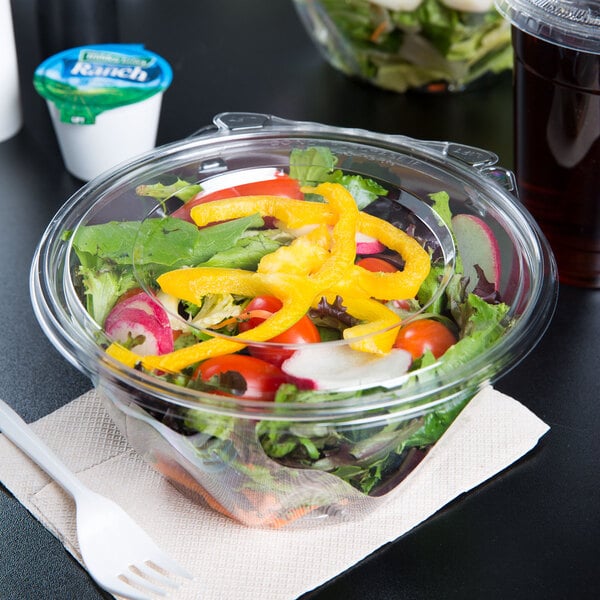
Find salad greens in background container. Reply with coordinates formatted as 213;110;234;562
293;0;513;93
30;112;557;529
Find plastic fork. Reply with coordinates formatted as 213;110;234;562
0;399;193;600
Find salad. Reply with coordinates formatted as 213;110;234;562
66;146;511;526
294;0;513;92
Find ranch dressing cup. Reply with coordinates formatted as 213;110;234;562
495;0;600;287
34;44;172;181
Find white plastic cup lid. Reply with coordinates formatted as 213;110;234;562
495;0;600;54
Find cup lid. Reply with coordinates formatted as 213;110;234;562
495;0;600;54
33;44;173;124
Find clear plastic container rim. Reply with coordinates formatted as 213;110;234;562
29;123;559;424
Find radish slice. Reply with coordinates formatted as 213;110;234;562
372;0;493;14
371;0;423;10
281;345;412;391
105;292;174;355
451;214;501;291
440;0;493;12
107;291;172;328
355;232;385;255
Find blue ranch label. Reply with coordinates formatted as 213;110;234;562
33;44;173;124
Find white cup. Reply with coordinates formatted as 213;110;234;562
47;92;163;181
0;0;23;142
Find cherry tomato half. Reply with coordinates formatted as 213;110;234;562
356;257;398;273
238;295;321;366
172;175;303;222
393;319;457;360
195;354;288;400
238;295;283;330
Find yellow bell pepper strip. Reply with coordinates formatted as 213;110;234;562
352;212;431;300
105;267;269;370
157;267;267;301
190;195;334;229
193;182;360;287
257;224;330;276
114;271;321;373
305;183;359;290
105;341;142;369
317;293;401;355
190;185;429;300
105;290;401;368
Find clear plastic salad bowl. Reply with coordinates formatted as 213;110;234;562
31;112;557;528
293;0;513;93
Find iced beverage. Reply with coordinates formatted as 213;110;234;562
496;0;600;287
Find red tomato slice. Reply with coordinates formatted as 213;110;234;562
356;257;398;273
172;174;303;222
243;295;284;312
195;354;288;400
238;295;283;331
238;295;321;366
393;319;457;360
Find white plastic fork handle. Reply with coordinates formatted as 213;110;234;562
0;399;88;499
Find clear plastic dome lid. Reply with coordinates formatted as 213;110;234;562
495;0;600;53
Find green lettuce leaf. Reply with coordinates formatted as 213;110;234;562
289;147;338;186
69;213;264;271
197;231;283;270
290;146;387;208
67;213;265;325
135;178;202;203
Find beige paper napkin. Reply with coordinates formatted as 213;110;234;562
0;386;548;600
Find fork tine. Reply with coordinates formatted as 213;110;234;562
97;576;153;600
146;552;194;580
134;562;178;588
122;570;169;597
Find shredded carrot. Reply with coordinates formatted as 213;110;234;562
209;308;274;331
240;487;319;528
263;505;318;529
238;309;274;322
426;82;448;93
208;316;239;330
241;488;279;509
153;455;237;520
370;20;389;43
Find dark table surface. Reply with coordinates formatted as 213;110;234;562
1;1;599;599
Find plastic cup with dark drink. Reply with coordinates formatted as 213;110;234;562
495;0;600;287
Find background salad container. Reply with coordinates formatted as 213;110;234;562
293;0;513;93
31;113;557;528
